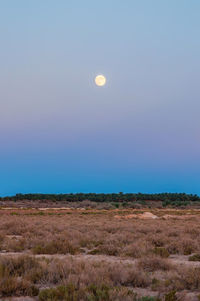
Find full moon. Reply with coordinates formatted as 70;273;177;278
95;74;106;86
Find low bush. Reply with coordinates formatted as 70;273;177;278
189;254;200;261
0;277;38;297
154;247;169;258
39;284;159;301
182;267;200;289
39;284;79;301
32;240;78;255
109;265;150;288
0;255;40;277
88;245;119;256
86;284;110;301
164;290;177;301
138;297;160;301
138;256;172;272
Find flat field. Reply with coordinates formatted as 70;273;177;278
1;208;200;300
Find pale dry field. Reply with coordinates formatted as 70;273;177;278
1;208;200;300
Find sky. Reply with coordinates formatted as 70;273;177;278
0;1;200;196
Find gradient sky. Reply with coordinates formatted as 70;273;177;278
0;1;200;196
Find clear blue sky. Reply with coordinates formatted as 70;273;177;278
0;1;200;196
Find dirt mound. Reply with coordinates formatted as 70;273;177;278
114;212;158;220
138;212;158;219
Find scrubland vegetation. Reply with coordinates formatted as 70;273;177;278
1;192;200;209
0;207;200;300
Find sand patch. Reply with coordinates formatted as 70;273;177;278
162;214;198;220
6;235;23;240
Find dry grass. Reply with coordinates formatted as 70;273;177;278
1;210;200;257
0;255;150;298
0;254;200;299
0;209;200;299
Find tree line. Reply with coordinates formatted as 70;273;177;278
1;192;200;203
